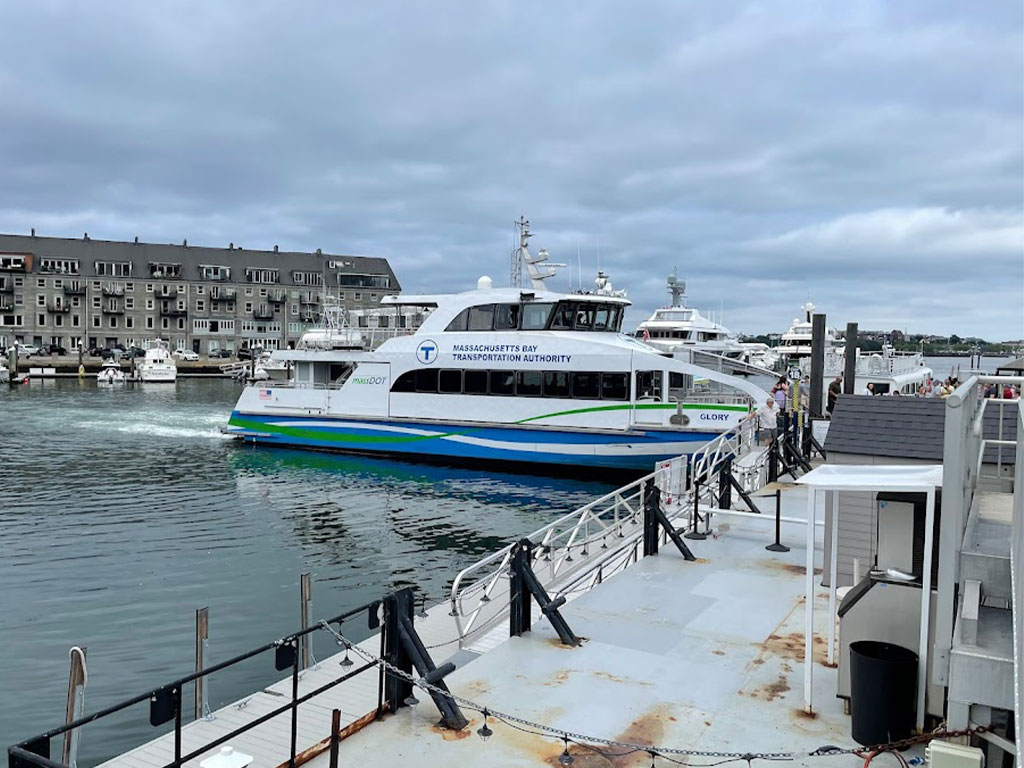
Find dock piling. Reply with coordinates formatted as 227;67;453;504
194;607;210;722
62;646;87;768
329;709;341;768
843;323;858;395
300;573;312;670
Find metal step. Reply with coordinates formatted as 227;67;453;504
948;604;1014;712
959;492;1012;600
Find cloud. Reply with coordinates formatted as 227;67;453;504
0;0;1020;339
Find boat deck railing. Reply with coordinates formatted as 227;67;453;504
447;417;763;644
8;599;389;768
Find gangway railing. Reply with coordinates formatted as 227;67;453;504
448;417;766;644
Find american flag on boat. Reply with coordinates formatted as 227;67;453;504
259;389;272;400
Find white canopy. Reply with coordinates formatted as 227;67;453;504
796;464;942;491
798;463;941;730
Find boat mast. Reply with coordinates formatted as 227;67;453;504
667;268;685;308
510;216;565;290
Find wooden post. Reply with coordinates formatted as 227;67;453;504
329;708;341;768
10;345;17;386
194;607;209;721
300;573;312;670
843;322;858;395
62;646;87;766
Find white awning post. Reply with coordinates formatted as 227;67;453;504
828;491;839;665
918;487;936;732
804;487;816;714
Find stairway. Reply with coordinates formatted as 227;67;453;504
947;491;1015;721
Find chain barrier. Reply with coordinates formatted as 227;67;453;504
319;621;985;765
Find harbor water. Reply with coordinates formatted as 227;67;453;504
0;378;616;761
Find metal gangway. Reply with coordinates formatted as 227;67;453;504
689;349;778;378
448;417;791;648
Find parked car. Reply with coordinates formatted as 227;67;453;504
174;349;200;362
39;344;68;356
121;346;146;360
9;343;39;357
209;349;233;359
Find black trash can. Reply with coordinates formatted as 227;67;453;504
849;640;918;746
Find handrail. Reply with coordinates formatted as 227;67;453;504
447;416;761;644
9;599;383;768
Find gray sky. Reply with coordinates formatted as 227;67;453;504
1;1;1021;339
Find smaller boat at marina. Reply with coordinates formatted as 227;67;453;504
825;343;932;396
96;359;126;385
776;302;841;369
137;339;177;383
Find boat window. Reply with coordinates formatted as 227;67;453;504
601;372;628;400
636;370;664;401
392;370;416;392
439;369;462;394
610;306;623;332
574;304;596;330
489;370;515;395
415;369;438;393
520;303;553;330
329;363;352;384
467;304;495;331
549;301;576;330
517;370;542;397
572;371;600;399
445;308;469;332
669;372;687;389
464;369;488;394
543;371;571;398
593;305;612;331
494;304;520;331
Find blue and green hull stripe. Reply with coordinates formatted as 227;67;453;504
226;410;728;471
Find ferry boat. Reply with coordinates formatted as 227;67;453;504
825;343;933;396
137;340;177;383
226;228;769;472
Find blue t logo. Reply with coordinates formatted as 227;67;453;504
416;340;438;365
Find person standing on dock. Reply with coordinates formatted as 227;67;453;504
758;396;779;445
827;376;842;415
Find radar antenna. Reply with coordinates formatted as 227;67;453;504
666;268;686;308
510;216;566;290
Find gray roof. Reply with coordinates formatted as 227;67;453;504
0;233;399;288
825;394;1016;464
996;357;1024;374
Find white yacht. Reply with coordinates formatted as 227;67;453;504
226;224;768;473
137;340;177;383
634;272;747;359
776;302;840;370
96;359;126;385
0;361;8;385
825;343;933;396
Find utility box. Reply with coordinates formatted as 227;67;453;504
925;740;984;768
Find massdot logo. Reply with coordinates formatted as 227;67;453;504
416;339;439;365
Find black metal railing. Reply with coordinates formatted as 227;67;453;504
8;599;387;768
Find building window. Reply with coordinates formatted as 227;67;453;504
148;262;181;278
146;317;154;329
125;282;134;292
55;315;63;327
92;316;101;328
245;287;253;296
292;271;324;286
125;298;134;309
354;293;361;301
196;300;205;312
92;296;101;309
38;313;45;325
161;318;169;330
72;315;80;327
291;303;298;315
109;316;118;328
126;317;134;329
195;285;204;295
95;261;133;277
244;267;279;284
37;278;46;288
0;255;28;270
146;283;154;292
39;258;79;275
245;302;253;313
54;279;63;289
36;295;45;307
